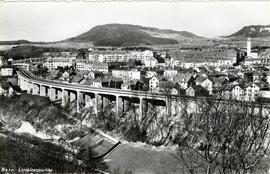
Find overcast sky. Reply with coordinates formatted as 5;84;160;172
0;1;270;42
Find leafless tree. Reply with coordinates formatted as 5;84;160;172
174;95;270;174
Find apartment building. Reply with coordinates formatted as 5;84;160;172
112;69;141;81
0;64;13;76
127;50;153;61
75;59;93;71
143;57;158;68
231;85;245;100
88;50;153;63
244;83;265;101
88;51;128;63
44;57;75;70
92;62;109;74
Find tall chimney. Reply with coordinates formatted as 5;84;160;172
247;37;251;57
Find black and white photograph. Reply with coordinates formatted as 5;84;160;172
1;1;270;173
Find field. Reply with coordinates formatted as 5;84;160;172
0;45;16;51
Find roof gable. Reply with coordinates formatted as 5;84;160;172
195;76;207;83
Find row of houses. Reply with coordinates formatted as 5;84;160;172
43;56;162;71
42;50;154;63
43;57;75;70
44;58;109;73
169;49;237;67
42;47;264;71
15;56;270;103
111;68;270;102
49;62;270;99
222;82;269;101
87;50;153;63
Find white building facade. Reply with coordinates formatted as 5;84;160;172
112;69;141;81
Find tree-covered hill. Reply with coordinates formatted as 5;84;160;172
65;23;201;46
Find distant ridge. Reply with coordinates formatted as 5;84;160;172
0;40;32;45
227;24;270;38
0;40;49;45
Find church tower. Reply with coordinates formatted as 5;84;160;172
247;37;251;57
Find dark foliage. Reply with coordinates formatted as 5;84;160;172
0;132;108;173
2;45;77;60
